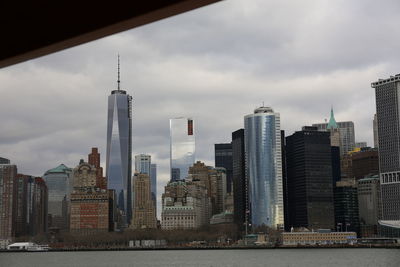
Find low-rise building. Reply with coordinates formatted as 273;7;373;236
378;220;400;238
282;230;357;246
210;211;234;225
161;180;211;230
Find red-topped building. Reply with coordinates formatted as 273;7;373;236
88;147;107;190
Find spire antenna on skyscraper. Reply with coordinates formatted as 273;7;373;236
117;54;120;91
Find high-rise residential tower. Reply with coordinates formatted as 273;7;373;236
244;106;284;229
285;126;335;230
371;75;400;220
14;174;48;237
106;57;133;226
312;108;355;156
170;117;195;181
0;159;17;240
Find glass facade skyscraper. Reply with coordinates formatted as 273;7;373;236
244;107;284;229
214;143;233;193
170;117;195;181
106;87;133;226
43;164;72;230
232;129;247;230
285;127;335;230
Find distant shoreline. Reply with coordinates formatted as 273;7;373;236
1;244;399;252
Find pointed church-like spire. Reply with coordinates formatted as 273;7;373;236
327;106;338;129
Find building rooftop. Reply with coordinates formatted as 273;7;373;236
371;74;400;88
44;164;71;175
378;220;400;229
358;175;380;182
254;106;274;114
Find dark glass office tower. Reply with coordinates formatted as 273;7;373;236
214;143;233;193
334;179;359;234
286;126;335;230
106;60;133;227
232;129;246;230
281;130;290;232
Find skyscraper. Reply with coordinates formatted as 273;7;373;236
0;159;17;240
170;117;195;181
312;108;355;156
371;75;400;220
135;154;157;214
43;164;72;230
244;106;284;229
135;154;151;175
214;143;233;193
131;173;156;229
232;129;247;230
285;126;335;230
14;175;48;237
106;57;133;226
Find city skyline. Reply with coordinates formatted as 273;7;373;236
1;0;400;214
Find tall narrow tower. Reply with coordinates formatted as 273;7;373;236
169;117;195;181
371;75;400;220
106;56;133;227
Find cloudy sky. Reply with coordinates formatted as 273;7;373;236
1;0;400;214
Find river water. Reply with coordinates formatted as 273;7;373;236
1;248;399;267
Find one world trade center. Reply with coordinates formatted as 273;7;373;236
106;57;132;228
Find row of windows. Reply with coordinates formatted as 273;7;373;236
163;216;195;220
381;172;400;184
